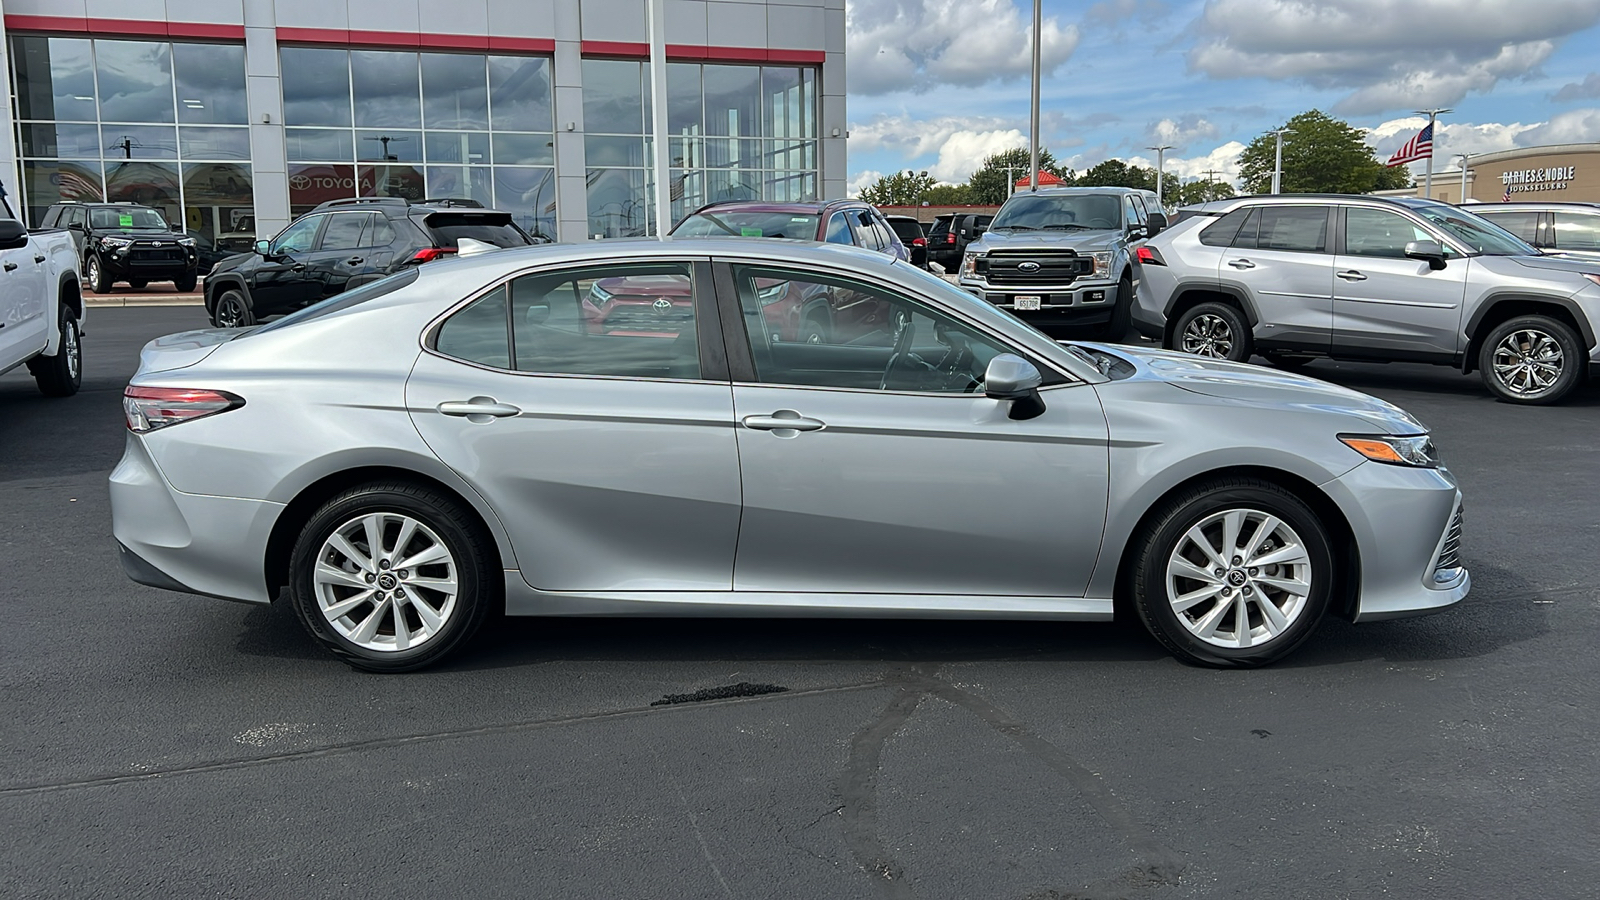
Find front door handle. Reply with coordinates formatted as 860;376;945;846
345;257;364;266
34;254;46;264
742;411;826;433
291;263;306;271
2;262;16;272
1336;270;1367;282
1227;258;1255;269
438;397;522;420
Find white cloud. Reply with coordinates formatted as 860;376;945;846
848;113;1028;181
1368;116;1533;162
1188;0;1600;114
847;169;886;198
1126;140;1248;183
930;129;1028;181
847;0;1081;95
1148;116;1220;150
1553;73;1600;101
1520;107;1600;144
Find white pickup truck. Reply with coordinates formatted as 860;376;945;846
1;183;84;396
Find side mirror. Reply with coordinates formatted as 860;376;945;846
983;353;1046;420
1404;239;1447;270
524;303;550;326
0;219;29;250
254;239;272;256
1146;212;1167;237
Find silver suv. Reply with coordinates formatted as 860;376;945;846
959;186;1165;338
1471;201;1600;262
1133;194;1600;404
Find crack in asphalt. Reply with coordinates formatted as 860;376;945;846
838;665;1184;899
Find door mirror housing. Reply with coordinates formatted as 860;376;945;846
983;353;1046;420
961;215;988;240
1405;239;1448;270
1146;212;1168;237
0;219;29;250
254;239;272;256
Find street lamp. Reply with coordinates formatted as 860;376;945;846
1266;128;1294;194
1028;0;1042;191
1453;153;1471;204
1414;107;1452;199
1146;145;1172;207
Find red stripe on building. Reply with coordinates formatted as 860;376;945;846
5;15;244;40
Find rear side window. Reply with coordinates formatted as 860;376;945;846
421;212;532;249
1552;211;1600;251
318;213;369;251
927;217;950;239
435;284;511;368
1243;207;1327;252
362;216;396;248
1198;208;1250;246
1476;211;1540;243
824;212;852;244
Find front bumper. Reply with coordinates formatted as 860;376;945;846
109;433;282;604
99;249;199;280
960;278;1121;322
1322;460;1470;622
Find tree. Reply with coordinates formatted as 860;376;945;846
1170;178;1237;207
1238;110;1413;195
965;148;1073;205
922;183;972;205
1076;159;1157;191
858;170;939;206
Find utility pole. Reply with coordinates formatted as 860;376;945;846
1028;0;1041;191
1414;107;1451;199
1145;145;1172;207
1267;127;1294;194
1004;165;1020;196
1453;153;1471;204
1201;168;1222;201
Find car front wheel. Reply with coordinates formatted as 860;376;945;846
1173;301;1252;362
1479;315;1584;405
85;254;111;293
1131;478;1333;667
28;305;82;397
288;483;497;672
211;289;255;328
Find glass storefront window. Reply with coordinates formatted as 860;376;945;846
358;164;426;200
18;122;100;158
281;47;353;127
105;160;182;222
101;124;178;159
352;51;422;128
703;65;760;138
586;167;654;238
667;63;701;135
179;127;252;160
492;167;557;240
488;56;552;132
582;59;648;136
174;44;247;124
289;164;359;211
20;160;104;223
424;132;489;164
492;133;555;166
182;163;254;245
95;40;175;124
356;130;424;163
426;165;494;207
423;54;489;130
13;37;97;122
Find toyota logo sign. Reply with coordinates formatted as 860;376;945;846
653;298;673;311
1018;261;1041;273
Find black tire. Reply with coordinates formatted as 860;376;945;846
211;289;255;328
288;482;498;673
1084;271;1134;342
129;279;148;290
1478;315;1585;405
1263;353;1315;371
85;254;112;293
28;305;83;398
174;273;197;293
1171;301;1252;362
1130;478;1334;668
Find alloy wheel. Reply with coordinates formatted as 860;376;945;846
1181;314;1233;358
313;513;459;652
216;298;242;328
1491;328;1564;397
64;319;80;381
1165;508;1312;649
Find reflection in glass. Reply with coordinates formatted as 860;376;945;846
425;165;494;207
352;51;422;128
424;131;490;164
586;167;654;238
492;133;556;166
358;163;426;200
286;128;357;162
492;167;557;240
101;124;179;159
584;135;644;167
21;160;103;224
289;164;357;215
179;127;252;160
667;63;701;134
11;36;97;122
105;160;182;223
19;122;101;158
423;53;489;129
762;67;802;138
356;130;424;162
174;44;248;124
281;48;352;127
582;60;646;135
182;163;254;246
489;56;553;132
95;41;175;123
703;65;759;138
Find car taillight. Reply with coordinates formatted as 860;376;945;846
912;237;926;246
945;234;956;244
124;386;244;433
1135;246;1166;266
409;247;457;264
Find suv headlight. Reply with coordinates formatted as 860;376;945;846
587;283;614;305
1339;434;1440;467
756;282;789;305
101;235;133;248
1091;251;1113;278
177;237;197;247
962;252;979;277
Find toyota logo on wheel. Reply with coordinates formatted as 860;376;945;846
1018;261;1042;273
653;298;673;311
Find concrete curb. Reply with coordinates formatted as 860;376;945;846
87;296;205;308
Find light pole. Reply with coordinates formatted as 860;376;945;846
1028;0;1042;191
1453;153;1471;204
648;0;671;236
1266;128;1294;194
1414;107;1452;199
1146;145;1172;207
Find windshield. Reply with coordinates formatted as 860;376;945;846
673;210;820;240
1409;204;1537;256
990;194;1122;232
89;207;169;230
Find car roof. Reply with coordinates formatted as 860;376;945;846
1023;186;1152;196
1470;200;1600;210
884;214;921;222
687;200;858;216
420;236;895;281
1192;193;1425;214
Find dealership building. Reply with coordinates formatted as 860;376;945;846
0;0;846;246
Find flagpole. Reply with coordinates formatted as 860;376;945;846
1414;107;1451;199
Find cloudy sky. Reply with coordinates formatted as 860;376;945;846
844;0;1600;193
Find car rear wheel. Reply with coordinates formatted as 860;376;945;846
1173;301;1252;362
800;312;831;344
212;289;255;328
1131;478;1333;667
129;279;148;290
86;254;111;293
289;483;496;673
1479;315;1584;405
28;305;82;397
174;273;197;293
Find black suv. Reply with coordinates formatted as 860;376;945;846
41;202;199;293
925;212;993;274
204;198;541;327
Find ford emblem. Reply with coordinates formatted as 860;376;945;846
653;298;673;311
1018;261;1041;273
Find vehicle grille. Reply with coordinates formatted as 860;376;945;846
130;247;185;264
1435;505;1464;575
602;305;692;332
978;251;1093;286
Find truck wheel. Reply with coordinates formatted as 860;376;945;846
86;254;112;294
1479;315;1584;405
1173;301;1252;362
212;289;255;328
1085;271;1134;342
129;279;148;290
174;273;198;293
29;305;82;397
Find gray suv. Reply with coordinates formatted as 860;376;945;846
959;186;1165;338
1471;201;1600;261
1133;194;1600;404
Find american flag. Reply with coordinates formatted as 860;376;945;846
1385;122;1434;167
1502;185;1512;202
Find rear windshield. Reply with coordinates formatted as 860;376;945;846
420;212;534;249
90;207;168;230
887;219;923;242
673;210;819;239
927;217;951;237
249;268;420;335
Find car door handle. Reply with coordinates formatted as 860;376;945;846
34;254;46;264
742;411;826;433
2;262;16;272
1336;270;1367;281
291;263;306;271
345;257;364;266
438;398;522;419
1227;259;1255;269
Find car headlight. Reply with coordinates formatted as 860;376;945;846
101;236;133;247
962;252;979;277
756;282;788;305
1091;251;1113;278
587;283;614;304
178;237;196;247
1339;434;1440;467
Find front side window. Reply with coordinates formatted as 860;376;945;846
1247;206;1328;253
1407;203;1534;256
1343;208;1437;258
272;215;324;253
433;263;700;379
1553;211;1600;251
731;264;1011;393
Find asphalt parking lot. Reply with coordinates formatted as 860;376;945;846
2;307;1598;899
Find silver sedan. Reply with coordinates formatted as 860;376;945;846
110;239;1468;671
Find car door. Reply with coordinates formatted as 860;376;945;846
1332;206;1469;359
406;258;742;593
301;211;369;301
717;260;1110;598
248;213;326;312
0;231;48;370
1217;205;1334;352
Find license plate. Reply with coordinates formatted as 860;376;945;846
1013;296;1041;310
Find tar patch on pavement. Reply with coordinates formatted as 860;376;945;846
651;682;789;706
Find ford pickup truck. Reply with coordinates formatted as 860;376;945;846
0;183;85;396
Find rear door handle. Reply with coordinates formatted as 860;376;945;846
34;254;46;264
345;257;364;266
2;262;16;272
438;397;522;419
1227;259;1255;269
742;411;825;433
1336;270;1367;282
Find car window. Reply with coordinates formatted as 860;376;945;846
824;212;853;245
1475;210;1542;244
675;210;820;239
42;207;60;227
927;217;951;240
869;212;898;250
1199;208;1251;246
318;213;369;251
422;212;530;249
69;207;87;228
888;219;923;244
848;211;881;250
1242;206;1327;253
363;216;396;248
1123;196;1140;228
273;215;323;254
1343;208;1437;258
1552;211;1600;251
434;284;511;369
1131;195;1149;225
730;264;1011;393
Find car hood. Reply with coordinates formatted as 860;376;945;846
974;229;1121;253
1494;252;1600;283
208;251;254;275
1113;345;1428;434
136;328;250;375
